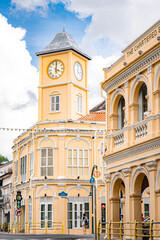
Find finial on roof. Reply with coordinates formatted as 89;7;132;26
63;27;65;32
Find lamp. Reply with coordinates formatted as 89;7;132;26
138;50;143;55
157;35;160;41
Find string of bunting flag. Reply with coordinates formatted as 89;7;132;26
0;127;119;132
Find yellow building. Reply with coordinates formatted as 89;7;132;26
11;31;106;234
101;20;160;227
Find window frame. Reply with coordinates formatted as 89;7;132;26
67;149;89;176
50;95;60;113
77;96;82;114
15;160;18;182
29;152;34;177
40;148;54;177
20;155;27;182
28;200;32;225
138;83;148;122
40;198;53;229
117;96;125;130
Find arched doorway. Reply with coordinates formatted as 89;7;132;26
131;169;149;221
110;175;125;222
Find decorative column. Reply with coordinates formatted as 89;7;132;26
110;197;120;238
124;81;130;147
146;161;157;221
104;173;111;222
147;65;154;113
58;134;65;178
122;168;131;222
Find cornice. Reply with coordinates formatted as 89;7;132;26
13;128;105;150
104;47;160;93
38;81;89;92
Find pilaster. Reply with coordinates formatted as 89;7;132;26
146;161;157;221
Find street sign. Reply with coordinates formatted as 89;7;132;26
15;210;22;216
93;170;101;178
90;176;95;184
58;191;68;197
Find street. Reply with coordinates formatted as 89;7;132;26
0;233;94;240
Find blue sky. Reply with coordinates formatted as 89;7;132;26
0;0;91;68
0;0;160;159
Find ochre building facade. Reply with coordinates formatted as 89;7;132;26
101;20;160;225
11;31;106;234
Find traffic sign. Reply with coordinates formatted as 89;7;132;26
15;210;22;216
93;170;101;178
90;176;95;184
58;191;68;197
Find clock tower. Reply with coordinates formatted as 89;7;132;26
36;31;91;122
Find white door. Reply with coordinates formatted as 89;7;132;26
73;203;83;229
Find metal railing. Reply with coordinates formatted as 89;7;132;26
97;220;160;240
8;221;64;234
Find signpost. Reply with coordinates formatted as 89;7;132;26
16;191;22;233
89;166;101;240
58;191;69;234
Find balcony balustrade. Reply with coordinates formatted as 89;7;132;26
134;121;147;139
114;132;124;147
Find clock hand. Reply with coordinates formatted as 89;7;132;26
55;68;60;72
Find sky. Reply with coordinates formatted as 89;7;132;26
0;0;160;160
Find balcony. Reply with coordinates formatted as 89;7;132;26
114;131;124;147
134;121;147;139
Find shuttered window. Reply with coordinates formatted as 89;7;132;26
138;83;148;121
118;96;125;130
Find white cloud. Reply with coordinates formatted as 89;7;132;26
88;55;119;109
11;0;160;57
63;0;160;55
11;0;59;15
0;14;38;160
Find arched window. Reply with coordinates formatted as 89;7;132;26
118;96;125;130
138;83;148;121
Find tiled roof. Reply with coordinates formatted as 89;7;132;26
78;112;106;122
36;31;91;60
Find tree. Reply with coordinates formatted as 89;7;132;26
0;155;9;164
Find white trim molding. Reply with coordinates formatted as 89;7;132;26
129;74;149;104
130;166;149;195
36;185;56;198
66;185;90;194
38;136;57;149
65;137;92;149
110;88;125;114
153;63;160;91
109;172;125;199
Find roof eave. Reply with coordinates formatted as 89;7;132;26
36;47;92;60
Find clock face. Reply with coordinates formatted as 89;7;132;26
48;60;64;79
74;62;83;80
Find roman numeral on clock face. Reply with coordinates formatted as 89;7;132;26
48;60;64;79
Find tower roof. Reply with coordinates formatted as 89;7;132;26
36;31;91;60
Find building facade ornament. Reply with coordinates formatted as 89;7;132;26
147;65;153;74
104;47;160;93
